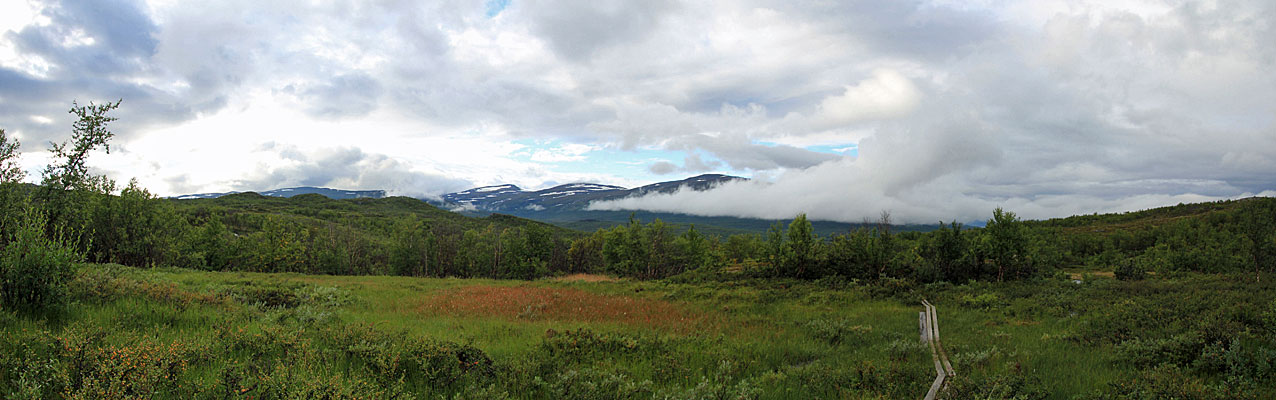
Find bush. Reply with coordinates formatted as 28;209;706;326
1114;258;1147;281
533;367;655;400
320;323;494;388
539;329;658;362
1093;364;1255;400
803;318;871;345
944;362;1050;399
0;204;83;311
659;360;760;400
962;292;1003;309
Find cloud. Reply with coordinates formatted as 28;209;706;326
813;69;921;127
647;152;721;175
682;152;720;173
589;0;1276;223
647;161;677;175
2;0;1273;219
592;156;1276;224
235;146;473;199
515;0;677;61
666;133;842;171
0;0;207;146
280;73;383;119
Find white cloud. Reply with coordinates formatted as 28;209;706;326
815;69;922;126
591;156;1276;224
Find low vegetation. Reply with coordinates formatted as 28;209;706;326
1;264;1272;398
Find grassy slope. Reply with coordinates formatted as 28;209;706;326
1028;198;1254;229
14;263;1273;399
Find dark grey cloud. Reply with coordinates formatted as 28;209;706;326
9;0;158;74
0;0;217;146
784;0;1002;61
646;153;721;175
647;161;676;175
682;152;719;173
517;0;677;61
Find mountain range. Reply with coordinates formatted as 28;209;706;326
171;186;386;200
174;174;740;209
440;173;743;212
171;174;924;236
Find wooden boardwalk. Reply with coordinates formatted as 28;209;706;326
920;299;954;400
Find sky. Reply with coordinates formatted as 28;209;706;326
1;0;1274;223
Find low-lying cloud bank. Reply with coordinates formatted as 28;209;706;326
588;156;1276;224
233;145;473;200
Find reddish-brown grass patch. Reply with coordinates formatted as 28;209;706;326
419;286;719;331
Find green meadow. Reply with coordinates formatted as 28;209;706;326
4;263;1272;399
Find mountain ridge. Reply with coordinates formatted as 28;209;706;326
172;174;743;207
440;173;744;212
171;174;839;235
171;186;386;200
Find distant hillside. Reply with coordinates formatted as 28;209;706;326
1015;196;1276;273
443;182;627;211
173;186;385;200
441;174;743;212
1028;198;1258;230
169;192;570;237
506;209;937;238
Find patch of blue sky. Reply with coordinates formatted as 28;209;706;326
806;143;859;157
751;140;859;157
484;0;510;17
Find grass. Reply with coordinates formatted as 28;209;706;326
2;264;1273;399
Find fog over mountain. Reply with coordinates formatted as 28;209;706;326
2;1;1273;223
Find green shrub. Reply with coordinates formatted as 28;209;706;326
321;323;494;388
662;360;761;400
803;318;871;345
961;292;1003;309
61;330;205;398
1212;339;1275;386
0;327;68;399
539;329;659;363
1114;258;1147;281
1115;332;1205;368
884;338;927;362
944;362;1049;399
1093;364;1255;400
533;367;655;400
952;346;1002;368
0;204;83;311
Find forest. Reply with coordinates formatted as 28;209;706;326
2;103;1275;398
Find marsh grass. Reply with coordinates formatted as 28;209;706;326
1;264;1272;398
